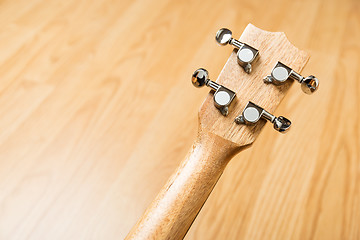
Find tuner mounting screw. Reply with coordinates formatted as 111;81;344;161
215;28;259;73
192;68;236;116
234;101;291;133
263;61;319;94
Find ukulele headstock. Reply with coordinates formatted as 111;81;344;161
196;24;311;146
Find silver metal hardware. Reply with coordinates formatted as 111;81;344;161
263;61;319;94
215;28;259;73
192;68;236;116
234;101;291;133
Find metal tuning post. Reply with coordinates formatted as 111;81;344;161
192;68;236;116
263;61;319;94
215;28;259;73
234;101;291;133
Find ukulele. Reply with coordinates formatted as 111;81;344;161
125;24;319;240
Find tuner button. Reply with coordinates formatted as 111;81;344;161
215;28;259;73
192;68;209;88
213;86;236;116
215;28;232;45
242;106;261;123
235;101;291;134
265;62;319;95
273;116;291;133
301;75;319;94
191;68;236;116
214;90;231;107
272;66;290;82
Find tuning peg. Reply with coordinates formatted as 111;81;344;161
192;68;236;116
215;28;259;73
263;61;319;94
234;101;291;133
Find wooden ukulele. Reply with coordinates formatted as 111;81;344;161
125;24;319;240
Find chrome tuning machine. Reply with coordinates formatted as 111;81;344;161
235;101;291;133
263;61;319;94
192;68;236;116
215;28;259;73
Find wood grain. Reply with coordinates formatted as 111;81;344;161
0;0;359;239
199;24;309;145
126;24;309;239
126;130;245;240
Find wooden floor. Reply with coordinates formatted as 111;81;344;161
0;0;359;239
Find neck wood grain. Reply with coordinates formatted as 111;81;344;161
126;130;245;240
125;24;310;240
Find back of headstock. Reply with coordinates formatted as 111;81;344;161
198;24;310;146
126;24;319;240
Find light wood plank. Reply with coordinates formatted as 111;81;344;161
0;0;358;239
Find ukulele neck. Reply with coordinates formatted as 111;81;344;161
126;24;310;240
126;130;244;240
